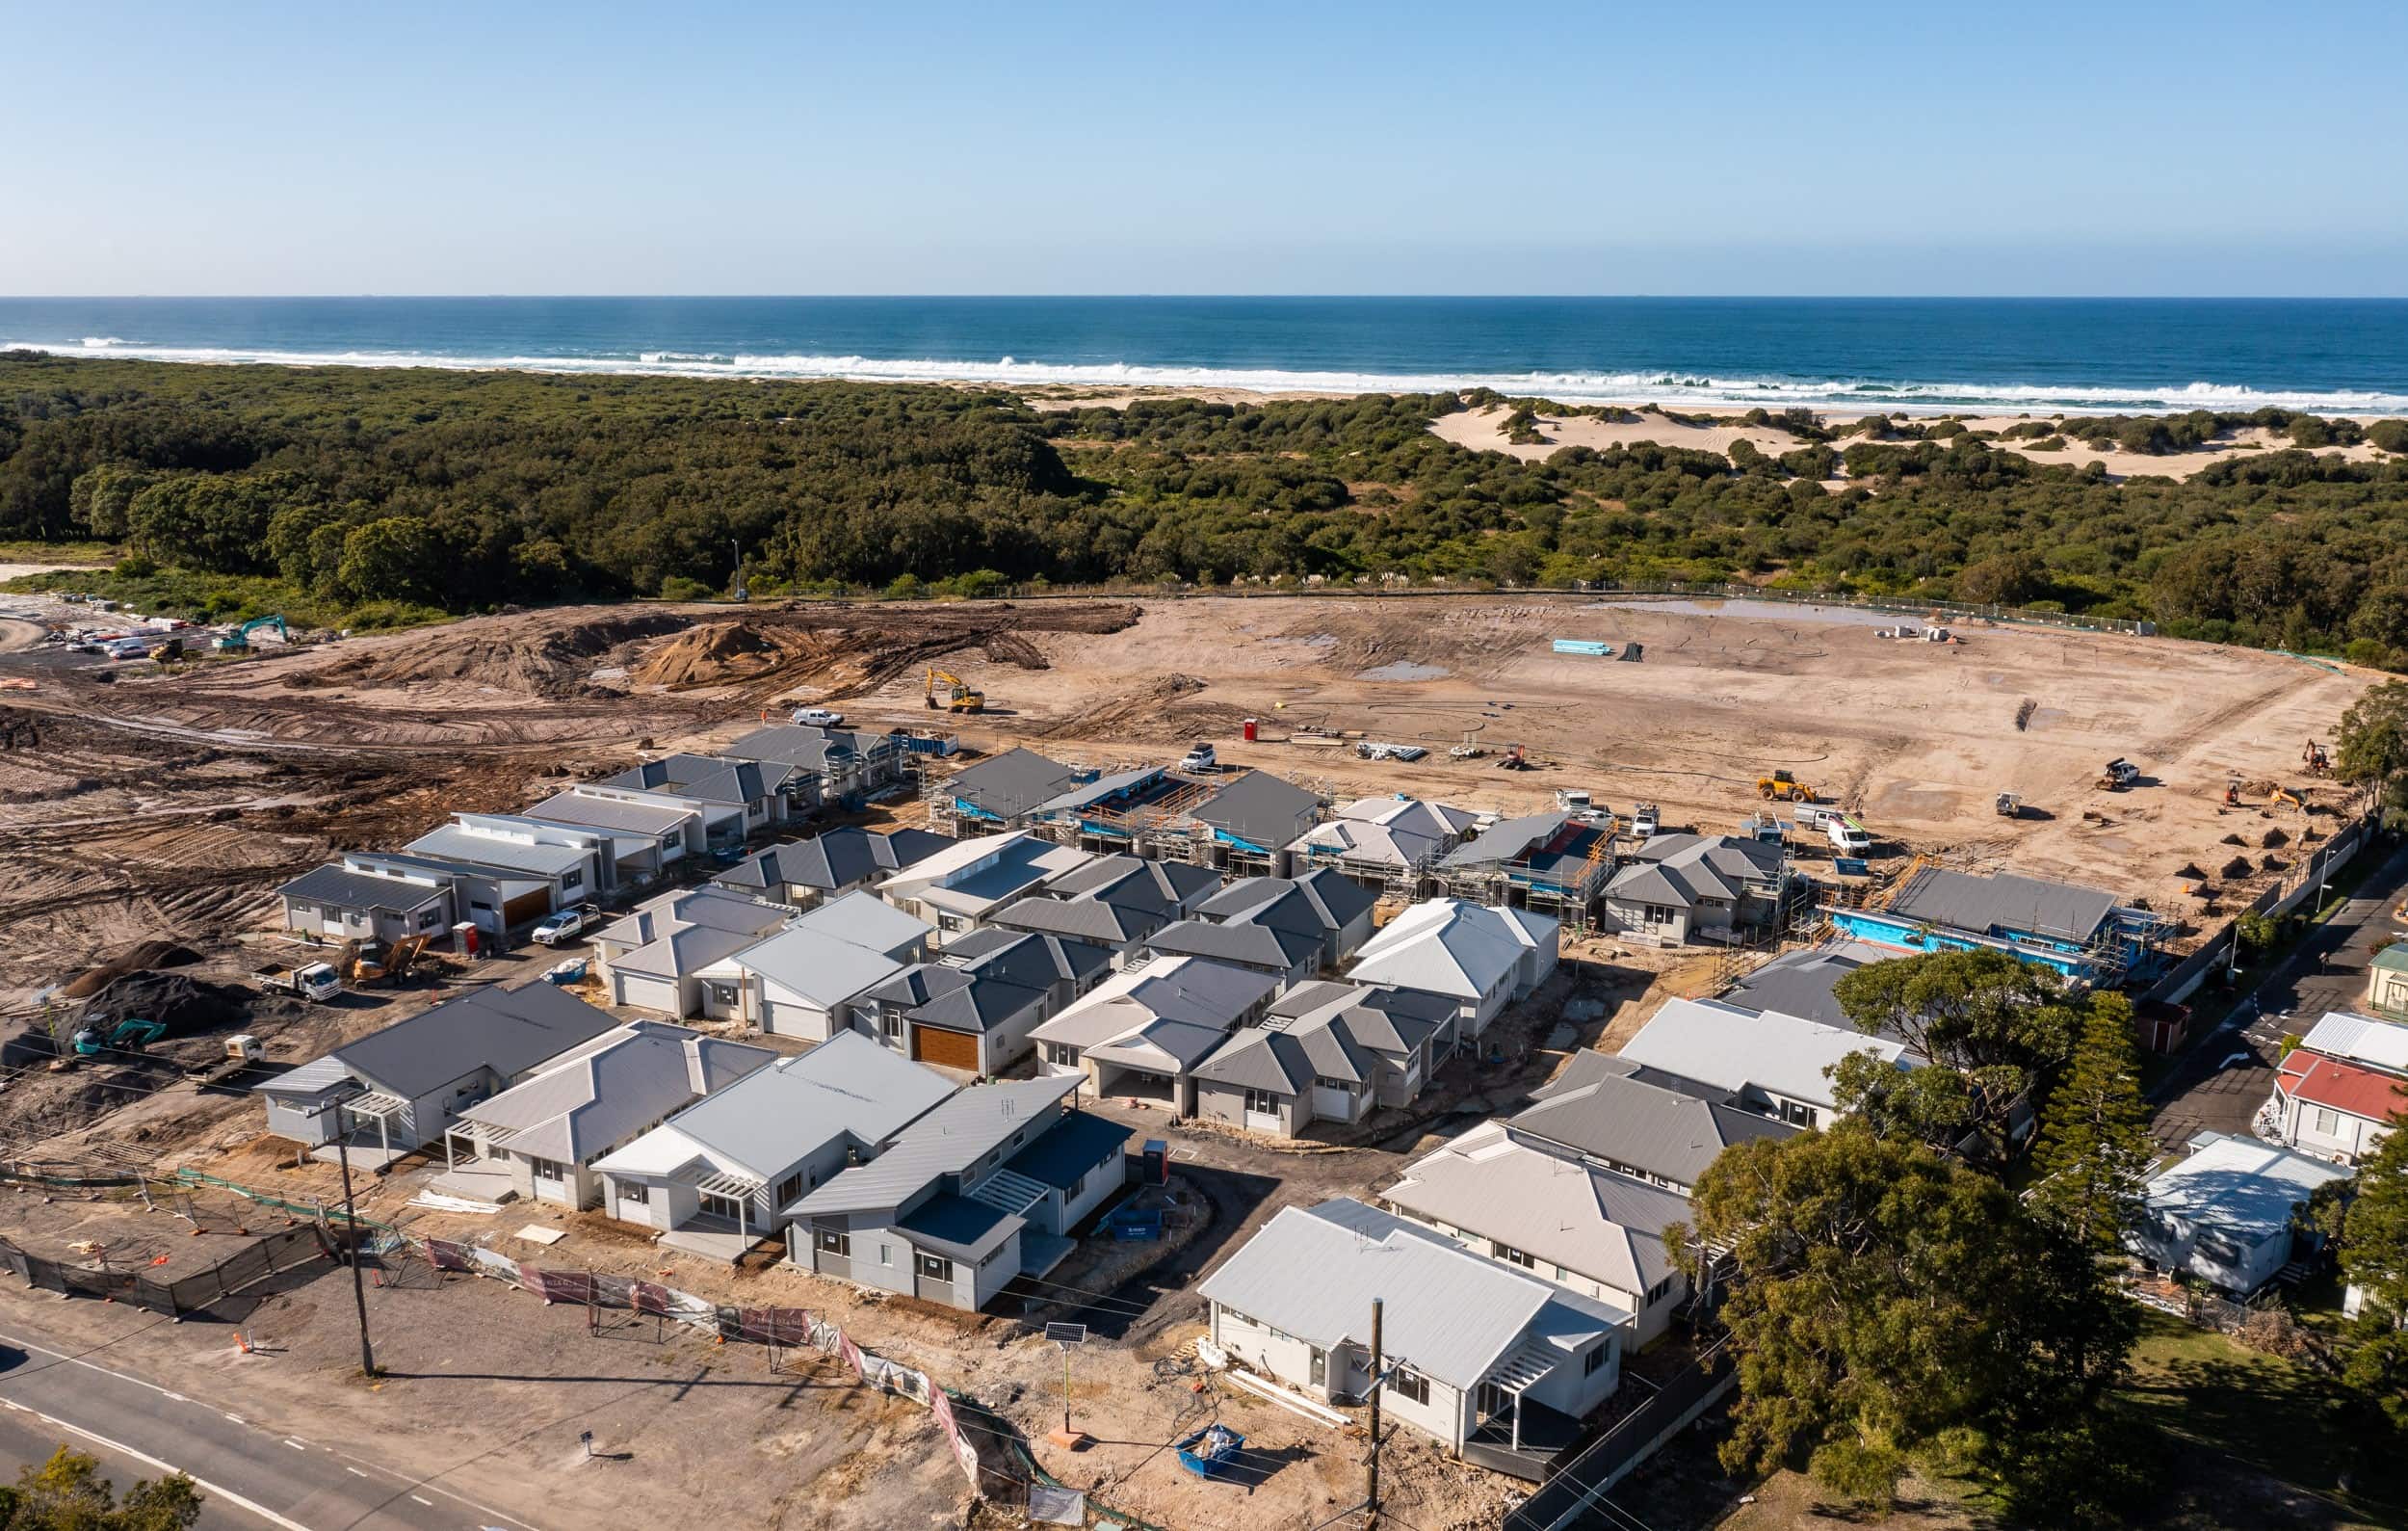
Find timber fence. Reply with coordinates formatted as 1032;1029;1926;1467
1504;1336;1737;1531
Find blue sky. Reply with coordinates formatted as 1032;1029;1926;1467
6;1;2404;296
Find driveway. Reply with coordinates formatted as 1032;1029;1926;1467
2148;834;2408;1152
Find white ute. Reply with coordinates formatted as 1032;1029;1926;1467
1179;742;1218;773
532;903;602;945
790;706;846;727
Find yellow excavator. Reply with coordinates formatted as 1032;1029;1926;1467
2270;784;2308;811
925;668;984;714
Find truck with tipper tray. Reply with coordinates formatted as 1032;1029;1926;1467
252;960;341;1001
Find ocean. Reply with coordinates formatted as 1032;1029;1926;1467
4;296;2407;416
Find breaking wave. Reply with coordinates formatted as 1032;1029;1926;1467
5;337;2403;415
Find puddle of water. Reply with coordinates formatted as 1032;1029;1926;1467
1356;661;1451;682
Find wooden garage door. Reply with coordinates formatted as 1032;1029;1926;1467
503;889;553;927
912;1025;980;1071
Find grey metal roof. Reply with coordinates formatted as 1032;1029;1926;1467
332;983;621;1099
1041;855;1222;910
947;929;1113;990
610;922;770;981
858;962;1047;1036
1718;940;1888;1030
896;1192;1024;1260
1197;1199;1616;1391
1618;997;1909;1111
721;724;895;774
1384;1123;1687;1295
786;888;931;956
526;791;695;835
1187;771;1322;852
1032;765;1165;816
1509;1048;1797;1186
1192;1027;1314;1094
1032;957;1281;1049
253;1052;354;1100
1348;900;1549;999
604;1032;954;1181
2145;1131;2352;1239
716;828;956;896
460;1024;774;1165
595;886;789;951
275;863;448;912
1440;810;1576;869
1148;918;1320;971
1266;981;1450;1057
789;1074;1081;1216
1005;1110;1131;1190
597;753;787;806
405;824;590;878
733;926;906;1007
1886;867;2121;943
988;897;1156;944
946;748;1086;821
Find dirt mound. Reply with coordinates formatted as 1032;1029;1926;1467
293;611;691;699
2262;826;2290;848
632;600;1142;698
633;620;829;688
58;941;201;999
1040;673;1251;742
2220;856;2256;878
981;632;1050;670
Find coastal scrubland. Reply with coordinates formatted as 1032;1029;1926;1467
5;352;2408;665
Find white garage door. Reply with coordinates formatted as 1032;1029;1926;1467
614;972;686;1016
762;998;828;1041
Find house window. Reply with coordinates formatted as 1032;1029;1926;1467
774;1172;804;1206
1646;1278;1674;1306
1491;1241;1535;1269
1643;904;1676;927
700;1190;746;1222
617;1180;648;1206
818;1228;851;1257
938;913;966;933
1387;1368;1429;1407
1243;1089;1279;1115
1778;1100;1817;1128
1583;1343;1607;1377
1043;1042;1081;1068
2314;1107;2341;1136
532;1158;565;1183
1314;1077;1352;1092
417;908;443;931
918;1254;955;1281
562;870;584;891
1067;1169;1087;1199
883;1011;905;1042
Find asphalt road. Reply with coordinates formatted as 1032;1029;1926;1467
0;1402;275;1530
2149;834;2408;1151
0;1329;540;1531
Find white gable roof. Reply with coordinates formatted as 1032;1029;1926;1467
1618;996;1907;1112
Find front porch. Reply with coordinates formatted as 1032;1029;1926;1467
657;1162;773;1262
658;1217;775;1262
1463;1390;1583;1482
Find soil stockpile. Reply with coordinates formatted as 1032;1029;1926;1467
290;611;691;699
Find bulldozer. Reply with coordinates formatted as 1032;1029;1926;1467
1757;769;1815;803
925;667;984;714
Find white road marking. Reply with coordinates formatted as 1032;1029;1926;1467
284;1438;308;1451
346;1466;370;1477
410;1495;433;1507
0;1397;314;1531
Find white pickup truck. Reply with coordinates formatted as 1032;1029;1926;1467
532;903;603;945
790;706;846;727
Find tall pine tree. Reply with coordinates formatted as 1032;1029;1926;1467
2029;991;2155;1255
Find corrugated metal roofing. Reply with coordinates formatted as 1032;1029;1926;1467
1197;1199;1614;1390
524;791;696;836
598;1031;954;1182
406;824;591;877
1384;1123;1687;1293
2278;1048;2408;1122
462;1026;774;1165
786;888;931;957
2146;1131;2351;1239
1508;1048;1796;1187
1187;771;1322;852
896;1192;1024;1259
2302;1011;2408;1075
788;1074;1080;1216
734;926;907;1008
1148;918;1319;971
1887;867;2120;943
331;983;621;1099
1439;810;1575;869
1004;1109;1132;1190
275;863;449;912
947;748;1086;820
1347;900;1548;1000
1618;997;1908;1112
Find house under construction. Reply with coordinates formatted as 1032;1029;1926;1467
1433;810;1615;932
1823;863;2168;988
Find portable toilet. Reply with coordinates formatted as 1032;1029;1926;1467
1142;1139;1169;1185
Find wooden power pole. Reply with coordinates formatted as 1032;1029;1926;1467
1365;1297;1382;1527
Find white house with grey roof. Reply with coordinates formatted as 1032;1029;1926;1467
2131;1131;2352;1294
711;826;956;910
1619;997;1909;1130
788;1073;1130;1310
1286;794;1475;887
1190;980;1453;1136
703;890;932;1042
1599;832;1790;946
396;820;606;937
254;982;622;1170
1346;899;1559;1044
437;1021;774;1208
592;1032;955;1259
720;723;905;802
877;830;1093;947
523;788;700;884
1193;870;1380;972
595;752;815;834
589;886;793;1018
1031;954;1282;1114
1383;1122;1694;1346
984;854;1223;960
275;860;457;946
1508;1046;1798;1193
853;928;1112;1074
1200;1198;1624;1468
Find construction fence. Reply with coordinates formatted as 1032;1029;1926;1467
2147;808;2385;1007
1503;1336;1737;1531
0;1222;343;1317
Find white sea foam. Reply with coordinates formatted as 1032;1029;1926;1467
5;337;2401;415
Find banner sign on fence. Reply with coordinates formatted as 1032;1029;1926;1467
838;1331;870;1383
631;1280;672;1317
929;1386;982;1491
426;1238;473;1272
1027;1484;1085;1525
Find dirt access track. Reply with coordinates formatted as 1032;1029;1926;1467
0;592;2369;1007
